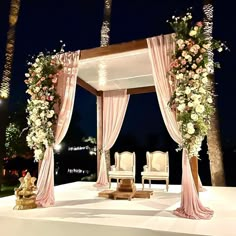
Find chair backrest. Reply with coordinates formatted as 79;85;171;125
146;151;169;172
115;151;135;171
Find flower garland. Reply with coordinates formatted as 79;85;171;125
167;10;227;158
25;47;64;161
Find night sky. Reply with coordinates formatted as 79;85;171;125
0;0;235;152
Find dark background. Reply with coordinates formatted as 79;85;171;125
0;0;235;186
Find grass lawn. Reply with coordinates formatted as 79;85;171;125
0;184;17;198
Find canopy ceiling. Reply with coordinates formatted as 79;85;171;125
77;39;156;95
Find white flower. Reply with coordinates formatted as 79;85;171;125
184;134;191;139
191;113;198;121
199;87;206;94
188;102;193;107
34;87;40;93
207;97;213;103
47;110;54;118
202;77;208;84
177;103;186;112
195;104;205;113
25;73;30;78
186;55;192;62
187;123;195;134
185;87;191;95
35;149;43;158
176;73;184;80
189;30;197;36
35;119;41;126
35;67;42;73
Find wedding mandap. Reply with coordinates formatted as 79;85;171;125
32;32;214;220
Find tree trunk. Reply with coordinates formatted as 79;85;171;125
0;0;21;191
207;106;225;186
207;75;225;186
0;99;8;192
203;1;225;186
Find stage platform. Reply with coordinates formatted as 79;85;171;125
0;182;235;236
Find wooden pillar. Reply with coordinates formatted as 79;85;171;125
38;160;42;177
190;156;199;193
96;93;103;175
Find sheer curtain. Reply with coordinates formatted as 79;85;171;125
96;90;130;186
147;35;213;219
36;51;80;207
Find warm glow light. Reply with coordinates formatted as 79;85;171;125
98;61;107;86
0;90;8;99
54;144;62;152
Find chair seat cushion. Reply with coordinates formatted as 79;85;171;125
108;171;134;177
141;171;168;178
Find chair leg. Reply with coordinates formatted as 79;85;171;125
149;180;151;189
142;178;144;190
109;177;111;189
166;179;169;192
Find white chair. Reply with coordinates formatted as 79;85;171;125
108;151;136;189
141;151;169;191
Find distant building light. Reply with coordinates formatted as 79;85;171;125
68;146;91;151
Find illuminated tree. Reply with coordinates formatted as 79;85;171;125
203;0;225;186
0;0;21;191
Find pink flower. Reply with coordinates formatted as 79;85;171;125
181;59;187;65
196;21;203;27
52;77;58;84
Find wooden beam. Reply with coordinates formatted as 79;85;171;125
127;86;156;95
80;39;147;60
190;156;199;193
77;77;98;96
96;94;103;175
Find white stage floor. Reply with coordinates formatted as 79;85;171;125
0;182;235;236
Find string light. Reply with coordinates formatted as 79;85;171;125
98;61;107;86
100;0;112;47
203;4;214;74
0;0;21;99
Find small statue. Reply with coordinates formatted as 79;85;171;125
14;172;37;210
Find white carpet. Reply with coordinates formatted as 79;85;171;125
0;182;235;236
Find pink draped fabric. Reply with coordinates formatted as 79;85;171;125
147;35;213;219
95;90;130;186
36;51;80;207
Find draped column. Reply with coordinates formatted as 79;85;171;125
147;35;213;219
95;89;130;186
36;51;80;207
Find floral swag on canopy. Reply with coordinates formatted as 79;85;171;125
25;46;65;161
167;10;228;159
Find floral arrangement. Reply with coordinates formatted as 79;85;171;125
25;46;64;161
167;10;227;158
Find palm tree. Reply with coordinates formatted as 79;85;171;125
0;0;21;191
203;0;225;186
99;0;113;173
